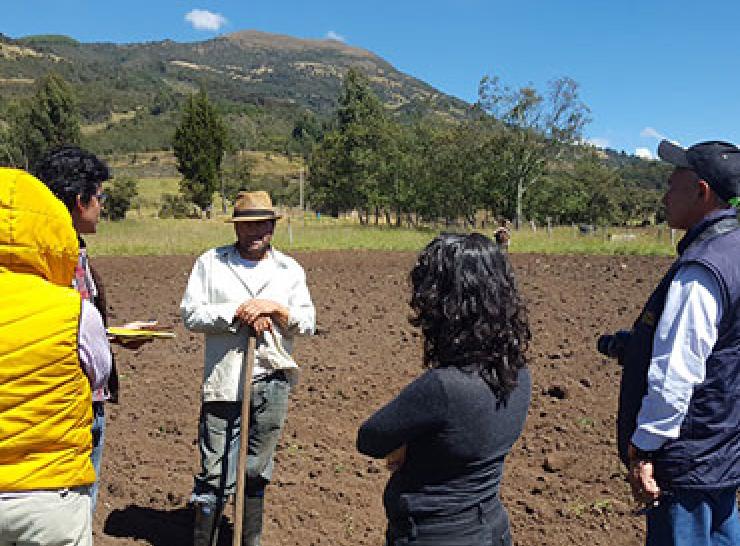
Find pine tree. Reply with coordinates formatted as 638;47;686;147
16;72;81;170
309;68;396;220
172;89;227;214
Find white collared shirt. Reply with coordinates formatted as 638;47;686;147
631;263;723;450
232;253;278;297
180;245;315;401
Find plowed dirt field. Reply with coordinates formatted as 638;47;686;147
92;251;670;546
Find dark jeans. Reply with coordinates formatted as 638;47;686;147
90;401;105;515
386;499;512;546
646;487;740;546
192;373;290;507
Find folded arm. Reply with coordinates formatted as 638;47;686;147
357;371;446;459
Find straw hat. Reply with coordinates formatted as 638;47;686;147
226;191;282;222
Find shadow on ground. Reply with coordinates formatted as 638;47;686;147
104;505;234;546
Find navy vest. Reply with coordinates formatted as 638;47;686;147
617;209;740;489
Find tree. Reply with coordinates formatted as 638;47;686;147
307;130;345;217
421;121;489;226
291;111;324;159
308;68;396;221
104;176;138;221
172;89;228;214
477;75;591;227
158;194;190;219
0;119;24;167
526;154;618;224
150;87;179;116
222;153;257;202
15;72;81;170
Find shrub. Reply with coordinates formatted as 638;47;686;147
159;193;190;219
105;176;138;221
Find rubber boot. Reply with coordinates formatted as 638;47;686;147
242;496;264;546
193;502;223;546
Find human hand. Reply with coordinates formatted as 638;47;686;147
627;444;660;504
252;316;274;336
235;299;277;325
386;444;407;473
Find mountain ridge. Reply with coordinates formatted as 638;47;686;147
0;29;469;117
0;29;471;153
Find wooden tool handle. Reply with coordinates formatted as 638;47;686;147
233;333;257;546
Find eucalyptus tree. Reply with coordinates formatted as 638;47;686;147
477;75;590;227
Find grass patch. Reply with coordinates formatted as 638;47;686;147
81;110;138;135
244;150;304;177
569;499;614;517
576;417;595;429
509;226;676;256
87;212;679;257
130;177;181;210
102;150;304;184
88;214;436;255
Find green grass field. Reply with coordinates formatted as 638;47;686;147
88;211;679;257
92;175;680;257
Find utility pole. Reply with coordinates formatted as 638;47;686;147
299;168;304;211
299;168;305;226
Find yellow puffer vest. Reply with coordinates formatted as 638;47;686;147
0;168;95;490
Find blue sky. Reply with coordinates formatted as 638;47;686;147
4;1;740;157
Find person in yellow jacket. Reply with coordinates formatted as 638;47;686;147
0;168;111;545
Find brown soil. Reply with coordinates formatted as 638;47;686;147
92;251;670;546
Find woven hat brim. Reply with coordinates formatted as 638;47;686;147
225;213;282;223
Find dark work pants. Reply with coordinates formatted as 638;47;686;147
385;499;512;546
191;373;290;505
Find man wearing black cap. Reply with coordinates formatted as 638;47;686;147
608;140;740;545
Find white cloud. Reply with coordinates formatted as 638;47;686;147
640;126;666;141
635;147;655;160
586;137;609;149
326;30;346;42
185;9;227;31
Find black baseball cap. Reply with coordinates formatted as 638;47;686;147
658;140;740;207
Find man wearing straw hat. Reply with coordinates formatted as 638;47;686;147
181;191;315;546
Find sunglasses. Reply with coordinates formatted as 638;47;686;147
94;191;108;205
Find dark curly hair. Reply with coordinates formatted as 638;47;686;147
34;145;110;212
409;232;530;399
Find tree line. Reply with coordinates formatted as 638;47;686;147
0;70;666;226
307;69;665;227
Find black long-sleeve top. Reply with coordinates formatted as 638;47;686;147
357;365;531;520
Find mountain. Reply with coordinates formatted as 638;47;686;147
0;30;470;154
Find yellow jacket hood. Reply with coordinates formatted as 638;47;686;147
0;168;79;286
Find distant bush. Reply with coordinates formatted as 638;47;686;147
104;176;138;221
159;193;190;219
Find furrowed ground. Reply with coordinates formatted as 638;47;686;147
93;251;669;546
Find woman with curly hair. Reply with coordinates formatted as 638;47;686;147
357;233;531;546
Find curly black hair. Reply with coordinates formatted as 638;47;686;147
409;232;530;399
34;145;110;212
